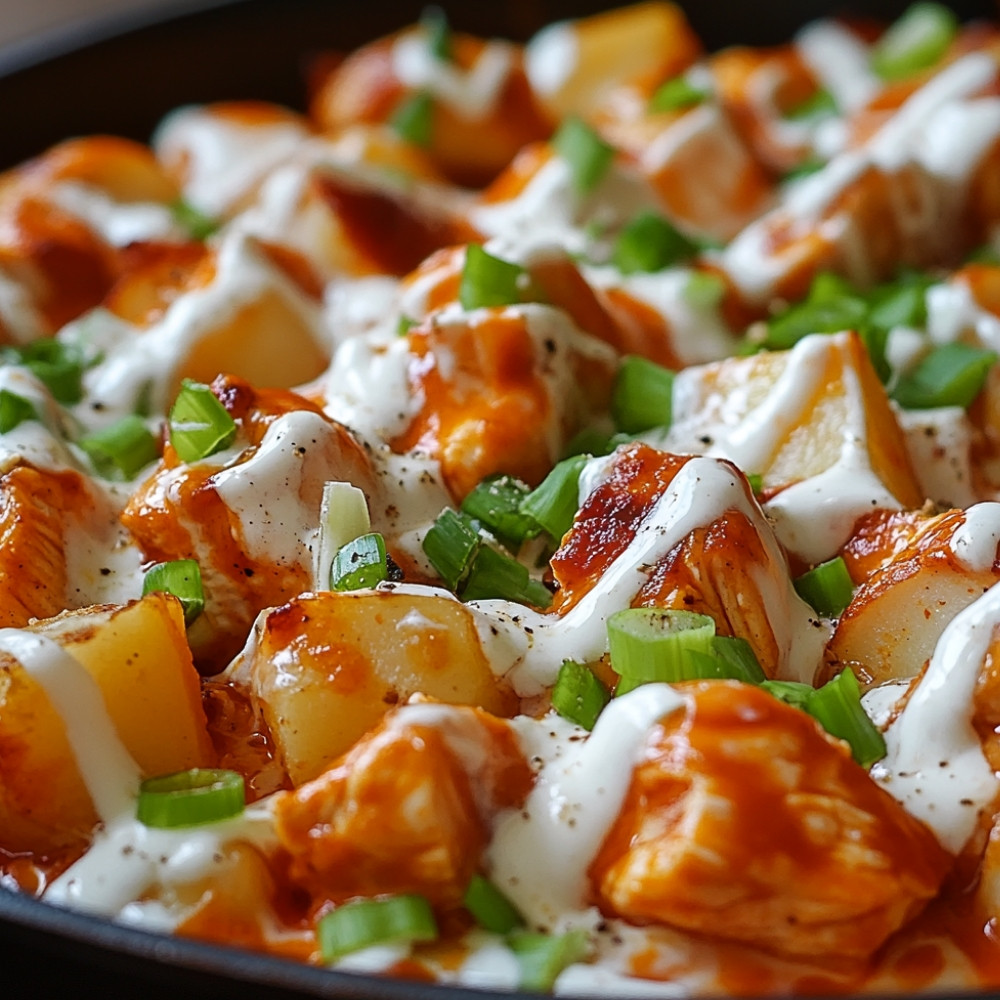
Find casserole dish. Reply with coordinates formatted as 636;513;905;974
3;0;1000;997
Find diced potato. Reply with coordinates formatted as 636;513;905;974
0;594;214;854
239;590;517;785
524;2;702;121
827;507;999;685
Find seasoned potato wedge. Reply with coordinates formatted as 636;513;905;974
236;590;516;785
0;594;213;854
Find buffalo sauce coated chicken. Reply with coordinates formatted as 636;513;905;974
7;2;1000;998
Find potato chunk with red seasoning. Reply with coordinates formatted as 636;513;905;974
273;702;531;909
590;681;950;959
236;589;516;785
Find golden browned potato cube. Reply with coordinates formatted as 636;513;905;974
0;594;214;855
238;590;516;785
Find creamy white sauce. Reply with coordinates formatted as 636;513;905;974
468;456;826;695
794;20;879;113
486;685;685;931
152;106;309;218
869;583;1000;853
392;31;515;120
951;503;1000;572
47;181;183;247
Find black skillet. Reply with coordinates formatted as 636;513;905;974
0;0;997;996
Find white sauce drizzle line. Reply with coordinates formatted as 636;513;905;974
0;629;140;822
486;685;685;932
870;583;1000;854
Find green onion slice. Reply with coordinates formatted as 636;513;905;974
683;271;725;309
392;90;434;147
807;668;887;768
168;379;237;463
422;508;482;590
508;929;589;992
551;659;611;730
459;545;552;608
463;875;524;935
783;88;837;121
870;1;958;81
611;355;675;435
552;116;615;196
891;342;997;410
649;75;709;113
763;272;869;351
142;558;205;626
421;5;452;60
318;894;438;961
612;211;699;275
608;608;717;695
0;389;38;434
332;532;389;591
78;414;159;481
0;339;89;404
459;244;526;311
519;454;588;543
136;768;245;828
709;635;767;684
171;198;219;241
315;481;372;592
461;475;541;550
793;556;855;618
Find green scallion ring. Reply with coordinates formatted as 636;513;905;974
136;768;245;829
318;894;438;961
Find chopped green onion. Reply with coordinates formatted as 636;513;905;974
763;272;869;351
552;116;615;196
783;88;837;121
459;244;526;311
461;474;541;550
683;271;725;309
421;5;451;61
142;558;205;626
608;608;717;695
793;556;855;618
807;668;887;768
332;532;389;591
422;508;482;590
746;472;763;495
171;198;219;241
762;671;886;767
459;545;552;607
463;875;524;934
866;271;930;331
397;315;418;336
649;75;709;113
0;389;37;434
760;678;815;711
78;414;159;481
519;454;588;542
0;339;89;404
551;659;611;730
871;2;957;81
508;929;589;992
611;355;675;434
782;158;826;183
168;379;237;463
392;90;434;147
318;894;438;961
858;324;892;384
709;635;767;684
967;244;1000;266
891;342;997;410
612;211;699;275
136;768;245;828
314;482;372;592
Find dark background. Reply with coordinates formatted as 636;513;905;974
1;0;998;996
0;0;997;169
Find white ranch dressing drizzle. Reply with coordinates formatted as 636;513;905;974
486;685;685;931
152;106;309;218
392;31;515;120
869;582;1000;853
212;409;334;567
950;503;1000;572
0;629;140;821
467;457;826;696
46;181;183;247
926;276;1000;350
80;230;326;419
0;266;48;343
794;19;879;113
